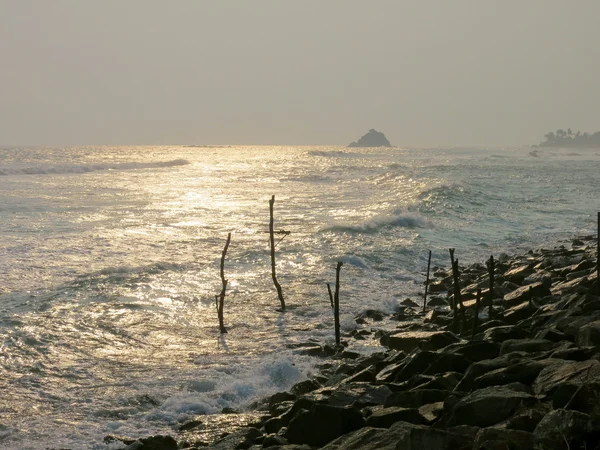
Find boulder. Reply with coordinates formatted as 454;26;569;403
206;428;262;450
284;403;364;447
498;338;559;356
443;340;500;362
386;330;459;353
321;421;467;450
315;382;393;408
533;409;600;450
384;389;456;408
123;436;178;450
473;428;535;450
447;386;535;427
482;326;530;342
472;359;560;390
575;320;600;350
364;405;424;427
503;282;550;307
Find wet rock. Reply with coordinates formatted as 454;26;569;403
400;298;420;308
386;330;459;353
123;435;178;450
284;403;364;447
384;389;455;408
533;409;600;450
575;319;600;349
447;386;535;427
321;421;464;450
290;379;319;396
312;382;393;408
444;340;500;362
482;325;530;342
207;427;262;450
499;338;559;356
364;405;424;427
262;433;288;447
472;359;561;390
503;405;550;432
473;428;535;450
533;359;600;398
504;282;550;307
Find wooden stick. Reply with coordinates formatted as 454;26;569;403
452;258;466;334
423;250;432;313
269;195;285;310
216;232;231;334
334;262;343;347
597;212;599;295
487;255;495;319
326;283;334;308
472;288;481;339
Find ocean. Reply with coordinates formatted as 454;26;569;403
0;145;598;449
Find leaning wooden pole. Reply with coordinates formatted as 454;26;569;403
452;258;466;333
472;288;481;339
327;283;334;309
334;261;343;347
269;195;285;310
487;255;495;319
216;232;231;334
449;249;458;332
597;212;599;296
423;250;432;313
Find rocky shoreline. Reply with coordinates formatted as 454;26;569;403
104;235;600;450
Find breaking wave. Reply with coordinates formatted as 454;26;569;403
0;159;190;176
325;209;433;234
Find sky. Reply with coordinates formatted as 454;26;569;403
1;0;599;147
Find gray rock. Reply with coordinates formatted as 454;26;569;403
284;403;364;447
499;338;559;356
321;421;466;450
386;330;459;353
124;435;178;450
482;326;530;342
448;386;535;427
364;405;424;427
473;428;535;450
575;319;600;350
504;282;550;307
533;409;599;450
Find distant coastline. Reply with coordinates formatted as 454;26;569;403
534;128;600;148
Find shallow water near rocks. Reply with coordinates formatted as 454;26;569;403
0;145;598;449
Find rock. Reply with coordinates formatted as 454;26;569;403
503;301;536;325
535;328;567;343
473;428;535;450
575;320;600;349
290;379;320;396
284;403;365;447
499;338;559;356
400;298;420;308
384;389;455;408
262;433;288;447
418;402;445;423
386;330;459;353
444;340;500;362
364;405;424;427
533;409;600;450
316;382;393;408
503;282;550;307
447;386;535;427
207;428;262;450
124;436;178;450
504;405;550;432
504;265;534;284
482;325;530;342
472;359;560;390
533;359;600;398
321;421;465;450
348;129;391;147
455;352;527;391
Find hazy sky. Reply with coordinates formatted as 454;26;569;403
1;1;599;147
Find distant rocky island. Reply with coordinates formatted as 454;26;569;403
535;128;600;148
348;129;391;147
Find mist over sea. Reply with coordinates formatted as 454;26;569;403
1;145;598;449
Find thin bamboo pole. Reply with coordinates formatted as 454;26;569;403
216;232;231;334
423;250;432;313
269;195;285;310
334;262;343;347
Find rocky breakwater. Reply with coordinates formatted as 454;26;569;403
105;235;600;450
